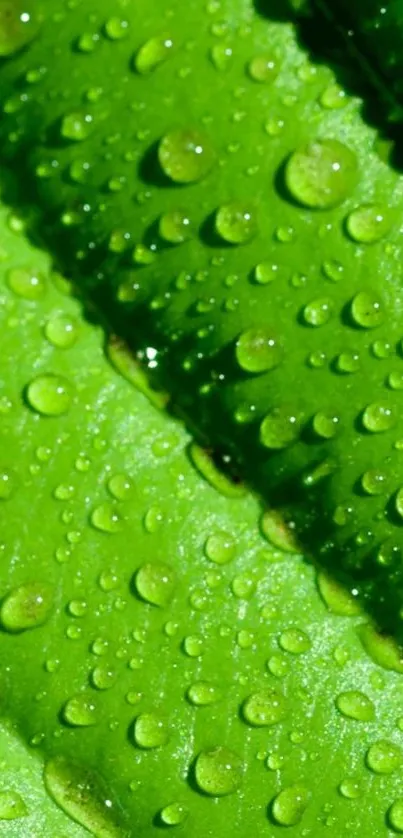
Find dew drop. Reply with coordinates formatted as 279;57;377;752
0;582;53;632
338;778;362;800
271;785;310;826
0;790;27;820
61;112;93;142
247;54;279;83
195;747;243;796
45;313;79;349
279;628;311;654
134;35;174;74
388;799;403;833
366;740;401;774
235;328;281;373
303;297;333;327
133;712;168;749
187;681;222;706
319;83;346;109
285;139;358;209
358;623;403;674
346;204;393;244
242;688;286;726
204;531;236;565
107;473;132;501
63;694;98;727
351;291;384;329
335;352;360;374
215;203;257;245
159;209;193;244
158;129;215;184
44;756;123;837
317;572;361;616
260;406;301;449
135;562;176;607
91;665;116;691
26;374;73;417
160;802;187;827
260;509;300;553
7;267;46;300
0;2;39;56
336;690;375;721
91;503;123;534
104;17;129;39
183;634;204;657
362;402;396;433
0;468;14;500
312;411;339;439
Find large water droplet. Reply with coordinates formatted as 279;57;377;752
285;139;358;209
351;291;384;329
366;740;401;774
204;531;236;565
260;406;301;449
303;297;333;327
0;582;53;632
44;756;123;837
215;203;257;244
158;129;215;183
159;209;193;244
271;785;310;826
26;374;73;416
362;402;396;433
133;712;168;749
91;502;123;534
388;799;403;833
235;328;281;373
336;690;375;721
242;688;286;726
195;747;243;796
135;35;174;74
135;562;176;607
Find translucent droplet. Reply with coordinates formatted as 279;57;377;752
0;582;53;632
143;505;164;533
312;411;339;439
0;790;27;820
135;562;176;607
104;17;129;39
204;531;236;565
77;32;99;53
0;2;39;56
335;352;360;374
0;468;14;500
285;139;358;209
215;203;257;245
260;406;301;449
195;747;243;796
159;209;193;244
351;291;384;329
160;802;187;827
91;665;116;691
45;313;79;349
361;469;388;496
231;574;255;599
260;510;300;553
44;756;122;837
346;204;393;244
366;740;401;774
91;503;123;534
317;572;361;616
187;681;222;706
183;634;204;657
267;654;289;678
303;297;333;327
133;712;168;749
336;690;375;721
26;374;73;416
134;35;174;74
242;688;286;726
253;262;278;284
279;628;311;654
7;267;46;300
107;473;132;501
248;54;279;83
358;623;403;674
210;43;233;71
388;371;403;390
61;112;93;142
235;328;281;373
63;695;98;727
320;83;346;109
338;778;362;800
271;785;310;826
388;799;403;833
159;129;215;183
362;402;396;433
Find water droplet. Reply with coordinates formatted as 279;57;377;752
204;531;236;565
362;402;396;433
388;799;403;833
0;582;53;632
61;112;93;142
319;83;346;109
159;209;193;244
260;406;301;449
346;204;393;244
187;681;222;706
279;628;311;654
104;17;129;40
107;473;132;501
317;572;361;616
0;790;27;820
358;623;403;673
195;747;242;796
260;510;300;553
44;756;123;836
160;802;187;827
7;267;46;299
253;262;278;284
45;313;79;349
271;785;310;826
231;573;255;599
235;328;281;373
389;371;403;390
91;502;123;534
242;688;286;726
215;203;257;245
336;690;375;721
303;297;333;327
247;54;279;83
351;291;384;329
143;505;164;533
183;634;204;657
210;43;233;71
159;129;215;183
366;740;401;774
361;469;389;495
91;665;116;691
267;654;289;678
135;562;176;607
338;778;362;800
312;411;339;439
133;712;168;749
134;35;174;74
285;139;358;209
0;468;14;500
26;374;73;416
63;694;98;727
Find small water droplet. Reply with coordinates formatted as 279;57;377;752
183;634;204;657
187;681;222;706
235;327;281;373
271;785;310;826
260;406;301;449
133;712;168;749
91;502;123;534
215;203;257;244
361;469;389;495
91;665;116;691
63;694;98;727
0;582;53;632
317;572;361;616
26;374;73;417
285;139;358;209
242;688;286;726
195;747;243;796
247;54;279;83
134;35;174;74
312;411;339;439
279;628;311;654
366;740;401;774
351;291;384;329
303;297;333;327
61;112;93;142
0;468;14;500
104;17;129;40
336;690;375;721
0;790;27;820
159;802;187;827
338;777;362;799
45;313;79;349
362;402;396;433
7;267;46;300
135;562;176;607
159;209;193;244
159;129;215;183
346;204;393;244
204;531;236;565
